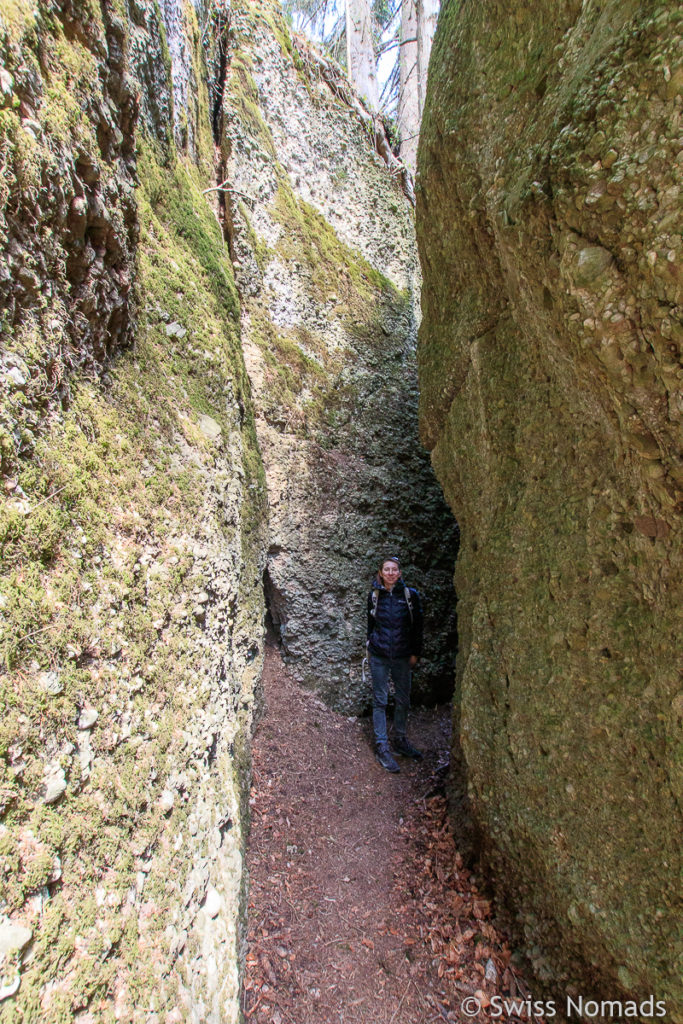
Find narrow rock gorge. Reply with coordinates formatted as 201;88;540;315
418;0;682;1014
0;0;456;1018
1;0;681;1019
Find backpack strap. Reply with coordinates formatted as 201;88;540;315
371;589;379;618
404;586;414;624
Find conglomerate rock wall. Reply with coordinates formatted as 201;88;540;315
0;0;139;388
221;0;458;714
0;0;266;1019
417;0;682;1012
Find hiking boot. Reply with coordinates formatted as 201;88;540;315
393;736;423;760
375;742;400;773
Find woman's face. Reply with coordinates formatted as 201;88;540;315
379;560;400;589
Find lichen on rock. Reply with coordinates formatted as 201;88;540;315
418;0;682;1011
0;0;266;1018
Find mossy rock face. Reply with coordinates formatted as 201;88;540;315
0;1;267;1019
0;0;140;396
222;0;459;713
418;0;682;1011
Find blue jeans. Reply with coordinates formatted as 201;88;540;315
369;652;412;745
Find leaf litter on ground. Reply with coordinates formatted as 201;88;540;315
243;642;541;1024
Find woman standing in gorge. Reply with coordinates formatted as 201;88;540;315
366;555;424;773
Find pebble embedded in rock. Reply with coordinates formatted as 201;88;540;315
50;856;62;883
204;887;222;919
0;973;21;1001
6;366;27;387
44;766;67;805
16;265;40;292
78;732;93;777
40;671;64;696
0;68;13;107
198;415;222;442
573;245;613;286
0;918;33;957
160;790;175;814
78;708;99;730
44;776;67;804
165;321;187;339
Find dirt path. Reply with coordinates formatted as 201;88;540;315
243;643;529;1024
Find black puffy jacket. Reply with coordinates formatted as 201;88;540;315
367;577;423;659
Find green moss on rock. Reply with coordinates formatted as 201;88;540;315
0;14;266;1013
418;0;682;1012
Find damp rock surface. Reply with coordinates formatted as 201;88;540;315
418;0;682;1011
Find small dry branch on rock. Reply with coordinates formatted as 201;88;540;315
202;180;256;207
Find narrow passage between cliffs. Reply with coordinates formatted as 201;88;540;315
243;640;533;1024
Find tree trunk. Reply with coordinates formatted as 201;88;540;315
398;0;419;174
345;0;379;111
416;0;439;115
